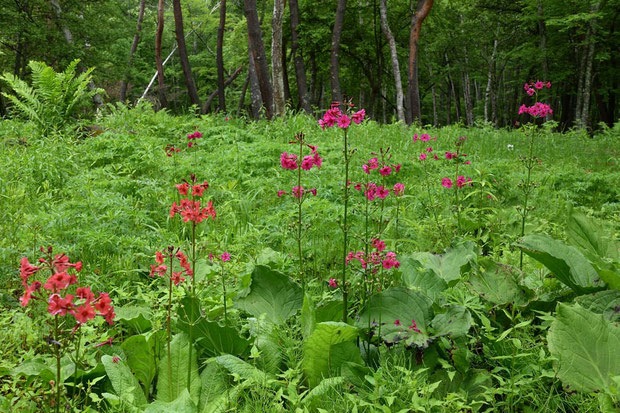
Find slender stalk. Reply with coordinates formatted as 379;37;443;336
188;222;197;390
167;258;173;398
297;139;304;290
221;261;228;323
341;128;350;323
454;155;462;235
519;133;535;270
363;178;372;362
54;315;61;413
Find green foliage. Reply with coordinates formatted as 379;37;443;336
101;354;147;408
235;265;303;325
1;60;103;133
547;303;620;394
156;333;201;404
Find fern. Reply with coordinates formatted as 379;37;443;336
0;59;104;133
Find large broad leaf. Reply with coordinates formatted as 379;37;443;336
115;306;153;333
177;296;250;357
315;299;344;323
301;293;316;340
576;290;620;322
144;389;196;413
234;265;303;324
356;287;433;334
567;211;619;261
101;355;147;408
517;234;604;293
156;333;201;404
469;259;530;306
198;362;229;412
411;242;477;285
547;303;620;393
399;256;448;302
215;354;274;384
431;305;472;338
303;322;362;388
120;334;157;398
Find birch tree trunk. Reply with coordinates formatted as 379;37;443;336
289;0;311;113
330;0;347;105
216;0;227;112
244;0;273;119
271;0;286;116
247;39;263;120
580;0;603;129
120;0;146;102
379;0;405;123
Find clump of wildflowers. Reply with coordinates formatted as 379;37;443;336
186;130;203;148
319;101;365;129
519;80;553;118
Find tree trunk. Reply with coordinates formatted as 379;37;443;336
244;0;273;119
216;0;227;112
289;0;311;113
120;0;146;102
282;39;292;104
247;39;263;120
238;72;250;115
406;0;434;124
379;0;405;123
484;36;498;123
271;0;286;116
201;66;243;114
428;65;437;126
155;0;168;108
172;0;200;107
330;0;347;105
580;0;602;129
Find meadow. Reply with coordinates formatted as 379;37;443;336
0;104;619;412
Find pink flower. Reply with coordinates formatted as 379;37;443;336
420;134;431;142
176;183;190;196
442;178;453;189
365;183;377;201
524;83;530;90
328;278;338;288
379;166;392;176
308;188;317;196
368;158;379;170
376;186;389;199
337;115;351;129
534;81;544;90
301;155;314;170
393;183;404;196
465;161;471;165
419;153;427;161
221;252;231;262
445;152;456;160
171;272;185;286
354;183;362;191
280;152;298;170
351;109;366;124
546;81;551;88
394;319;401;326
372;238;386;252
277;190;287;197
292;186;303;199
362;164;370;174
312;153;323;169
409;319;421;333
426;147;433;152
527;88;535;96
392;164;401;173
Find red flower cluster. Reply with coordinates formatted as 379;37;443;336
150;248;192;286
19;248;115;325
187;130;203;148
519;80;553;118
165;144;182;157
318;101;365;129
170;175;216;223
346;239;400;273
278;133;321;199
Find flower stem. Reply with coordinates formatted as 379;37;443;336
297;139;305;291
519;133;535;270
54;315;61;413
221;262;228;323
342;128;350;323
167;259;173;398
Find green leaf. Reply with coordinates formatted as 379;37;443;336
177;296;250;357
316;299;344;323
431;305;472;337
303;376;345;404
115;306;153;333
303;322;362;388
198;362;228;412
101;355;147;407
235;265;303;324
567;211;619;261
144;389;197;413
156;333;201;404
576;290;620;322
120;334;157;398
399;256;448;302
215;354;274;384
547;303;620;393
469;259;530;306
412;241;476;285
301;293;316;340
357;287;433;334
517;234;604;293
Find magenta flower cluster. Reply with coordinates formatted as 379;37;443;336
346;238;401;273
318;102;365;129
187;130;203;148
280;145;323;171
519;80;553;118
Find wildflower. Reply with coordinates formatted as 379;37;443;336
368;158;379;170
277;190;287;197
445;152;456;160
156;251;165;264
72;303;96;324
392;164;401;173
176;183;190;196
337;115;351;129
362;164;370;174
442;178;453;189
280;152;298;170
409;319;421;333
76;287;95;303
527;88;535;96
308;188;317;196
351;109;366;124
434;154;439;160
393;183;404;196
95;337;114;347
534;81;544;90
43;272;74;292
507;144;514;150
292;186;304;199
112;356;120;364
546;81;551;88
426;147;433;152
372;238;386;252
171;272;185;286
19;281;41;307
419;153;427;161
221;252;231;262
394;319;401;326
376;186;389;199
328;278;338;288
301;156;315;170
379;166;392;176
20;257;41;286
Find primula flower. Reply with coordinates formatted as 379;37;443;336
527;88;535;96
445;152;456;160
72;303;96;324
280;152;298;170
48;294;74;316
376;186;389;199
76;287;95;303
368;158;379;170
351;109;366;124
534;81;544;89
456;175;472;188
546;81;551;88
171;272;185;286
372;238;386;252
292;186;304;199
20;257;40;287
362;164;370;174
94;292;113;315
419;153;427;161
156;251;165;264
328;278;338;288
442;178;453;189
95;337;114;348
394;319;401;326
393;183;404;196
337;115;351;129
426;147;433;152
301;156;314;170
176;183;190;196
20;281;41;306
379;166;392;176
392;164;401;173
409;319;421;333
221;252;231;262
277;190;287;197
150;264;167;277
44;272;74;292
